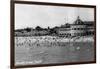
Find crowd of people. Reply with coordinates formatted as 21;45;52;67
15;35;94;48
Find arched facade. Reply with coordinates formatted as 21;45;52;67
71;16;87;37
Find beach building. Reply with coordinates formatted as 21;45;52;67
70;16;87;37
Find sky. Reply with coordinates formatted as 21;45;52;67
15;4;94;29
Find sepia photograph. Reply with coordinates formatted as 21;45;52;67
11;1;96;68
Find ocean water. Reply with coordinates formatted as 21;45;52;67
15;36;94;65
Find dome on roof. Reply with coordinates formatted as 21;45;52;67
74;16;84;24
